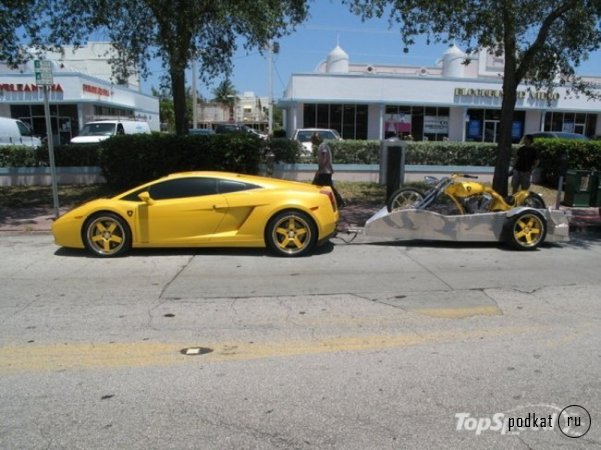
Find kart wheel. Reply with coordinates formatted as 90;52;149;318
523;193;546;209
505;210;547;250
387;188;425;212
83;212;131;257
266;210;317;257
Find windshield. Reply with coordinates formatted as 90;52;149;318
16;121;33;137
79;123;116;136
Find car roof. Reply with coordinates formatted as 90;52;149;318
530;132;588;139
189;128;215;134
115;171;319;198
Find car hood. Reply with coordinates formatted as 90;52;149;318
70;135;110;144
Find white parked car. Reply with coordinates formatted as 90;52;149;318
70;120;151;144
0;117;41;148
292;128;342;155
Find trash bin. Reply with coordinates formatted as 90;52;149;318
563;170;592;207
379;138;406;201
590;172;601;207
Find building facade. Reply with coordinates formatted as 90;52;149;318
194;91;268;131
0;43;159;145
280;44;601;142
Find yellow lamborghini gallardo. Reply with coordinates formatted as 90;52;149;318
52;172;339;257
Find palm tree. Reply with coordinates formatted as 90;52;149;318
212;79;238;121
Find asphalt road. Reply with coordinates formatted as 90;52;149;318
1;232;601;449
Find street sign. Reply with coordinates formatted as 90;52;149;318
34;59;53;85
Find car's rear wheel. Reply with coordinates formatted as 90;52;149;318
505;210;547;250
83;212;131;257
266;210;317;257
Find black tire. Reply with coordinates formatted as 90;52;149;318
83;212;132;257
523;193;546;209
505;210;547;251
386;188;425;212
265;210;317;257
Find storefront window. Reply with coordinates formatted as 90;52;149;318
303;103;368;139
93;106;134;117
385;105;449;141
466;109;525;143
543;111;597;137
11;104;79;145
316;104;329;129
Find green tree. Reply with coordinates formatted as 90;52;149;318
212;79;238;122
347;0;601;195
40;0;308;135
0;0;48;66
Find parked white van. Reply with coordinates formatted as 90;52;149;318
70;120;151;144
0;117;42;148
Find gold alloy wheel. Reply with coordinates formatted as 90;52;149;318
85;214;128;256
271;213;313;255
511;213;545;248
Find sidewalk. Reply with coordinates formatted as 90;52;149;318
1;204;600;234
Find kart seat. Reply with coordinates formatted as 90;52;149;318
504;195;516;206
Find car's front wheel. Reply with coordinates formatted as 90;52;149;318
266;210;317;257
83;212;131;257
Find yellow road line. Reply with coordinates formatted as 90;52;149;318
0;325;537;374
414;305;502;319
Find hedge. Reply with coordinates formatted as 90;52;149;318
99;133;267;187
533;138;601;184
3;136;600;188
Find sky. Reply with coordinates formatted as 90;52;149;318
141;1;601;100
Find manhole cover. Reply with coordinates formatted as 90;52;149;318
180;347;213;356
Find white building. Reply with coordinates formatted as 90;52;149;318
280;44;601;142
0;43;159;145
195;91;267;130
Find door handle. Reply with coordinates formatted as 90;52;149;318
213;204;227;210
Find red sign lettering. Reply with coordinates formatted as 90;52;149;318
82;83;110;97
0;83;63;92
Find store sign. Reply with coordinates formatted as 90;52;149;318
454;87;560;101
424;116;449;134
83;83;110;97
0;83;63;93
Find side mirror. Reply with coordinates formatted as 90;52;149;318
138;191;155;205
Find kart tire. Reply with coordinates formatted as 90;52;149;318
504;210;547;251
523;193;546;209
387;188;425;212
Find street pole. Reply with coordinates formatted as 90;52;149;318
268;41;273;136
43;85;59;218
192;57;198;129
35;59;59;218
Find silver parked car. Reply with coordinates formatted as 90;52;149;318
292;128;342;155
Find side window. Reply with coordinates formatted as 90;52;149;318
219;180;260;194
149;178;219;200
116;124;125;135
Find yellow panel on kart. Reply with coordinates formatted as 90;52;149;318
446;181;486;197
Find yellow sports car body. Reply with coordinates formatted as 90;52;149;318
52;172;340;257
